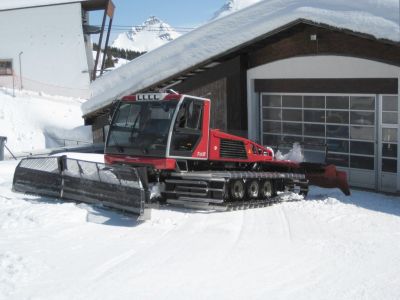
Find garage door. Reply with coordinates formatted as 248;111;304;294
378;95;398;192
261;93;377;189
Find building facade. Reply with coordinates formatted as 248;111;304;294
165;23;400;193
248;55;399;193
0;0;112;98
83;19;400;193
243;23;400;193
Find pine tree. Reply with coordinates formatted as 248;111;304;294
104;49;115;68
93;43;145;62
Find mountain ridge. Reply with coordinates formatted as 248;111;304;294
110;1;263;53
111;16;181;53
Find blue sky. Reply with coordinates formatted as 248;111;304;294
91;0;227;39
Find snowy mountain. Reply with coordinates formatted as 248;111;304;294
111;16;181;53
212;0;262;19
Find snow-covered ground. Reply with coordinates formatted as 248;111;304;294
1;156;400;299
0;88;91;157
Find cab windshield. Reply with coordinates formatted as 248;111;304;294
106;100;178;156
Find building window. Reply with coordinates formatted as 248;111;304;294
0;60;12;76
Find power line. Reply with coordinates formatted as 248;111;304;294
104;29;192;33
92;26;193;33
93;25;195;33
94;24;196;30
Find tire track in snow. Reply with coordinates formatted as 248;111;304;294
89;249;138;281
81;210;247;299
80;210;196;295
42;210;190;299
228;210;245;250
133;210;210;268
275;204;293;242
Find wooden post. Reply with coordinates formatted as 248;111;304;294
92;7;107;81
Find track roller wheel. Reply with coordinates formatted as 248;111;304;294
260;180;273;199
230;179;245;201
247;180;260;199
299;180;309;197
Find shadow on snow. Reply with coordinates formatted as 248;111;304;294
307;187;400;217
17;186;400;228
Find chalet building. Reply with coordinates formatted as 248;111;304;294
82;1;400;193
0;0;114;97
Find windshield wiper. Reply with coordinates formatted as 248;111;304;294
129;110;141;137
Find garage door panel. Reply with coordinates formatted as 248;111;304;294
326;96;349;109
260;92;379;190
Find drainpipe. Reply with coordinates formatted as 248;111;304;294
18;51;23;90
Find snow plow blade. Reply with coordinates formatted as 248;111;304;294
300;163;350;196
12;156;151;220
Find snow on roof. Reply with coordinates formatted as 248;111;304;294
83;0;400;116
0;0;88;11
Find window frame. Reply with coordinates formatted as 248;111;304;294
169;97;204;158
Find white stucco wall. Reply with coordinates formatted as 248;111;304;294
0;3;90;98
246;55;400;192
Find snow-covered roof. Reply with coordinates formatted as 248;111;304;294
0;0;88;11
83;0;400;116
212;0;261;20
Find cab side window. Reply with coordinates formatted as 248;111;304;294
175;100;202;130
171;98;203;156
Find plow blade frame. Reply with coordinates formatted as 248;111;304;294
12;156;151;220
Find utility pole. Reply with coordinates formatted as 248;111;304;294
12;69;15;97
18;51;23;90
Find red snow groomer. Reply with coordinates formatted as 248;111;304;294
12;91;349;220
104;92;350;207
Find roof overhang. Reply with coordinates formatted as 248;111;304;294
84;0;400;118
83;18;400;120
146;19;400;94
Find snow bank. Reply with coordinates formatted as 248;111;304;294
43;126;92;148
149;182;165;199
275;142;304;162
92;51;130;75
0;88;92;157
83;0;400;115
